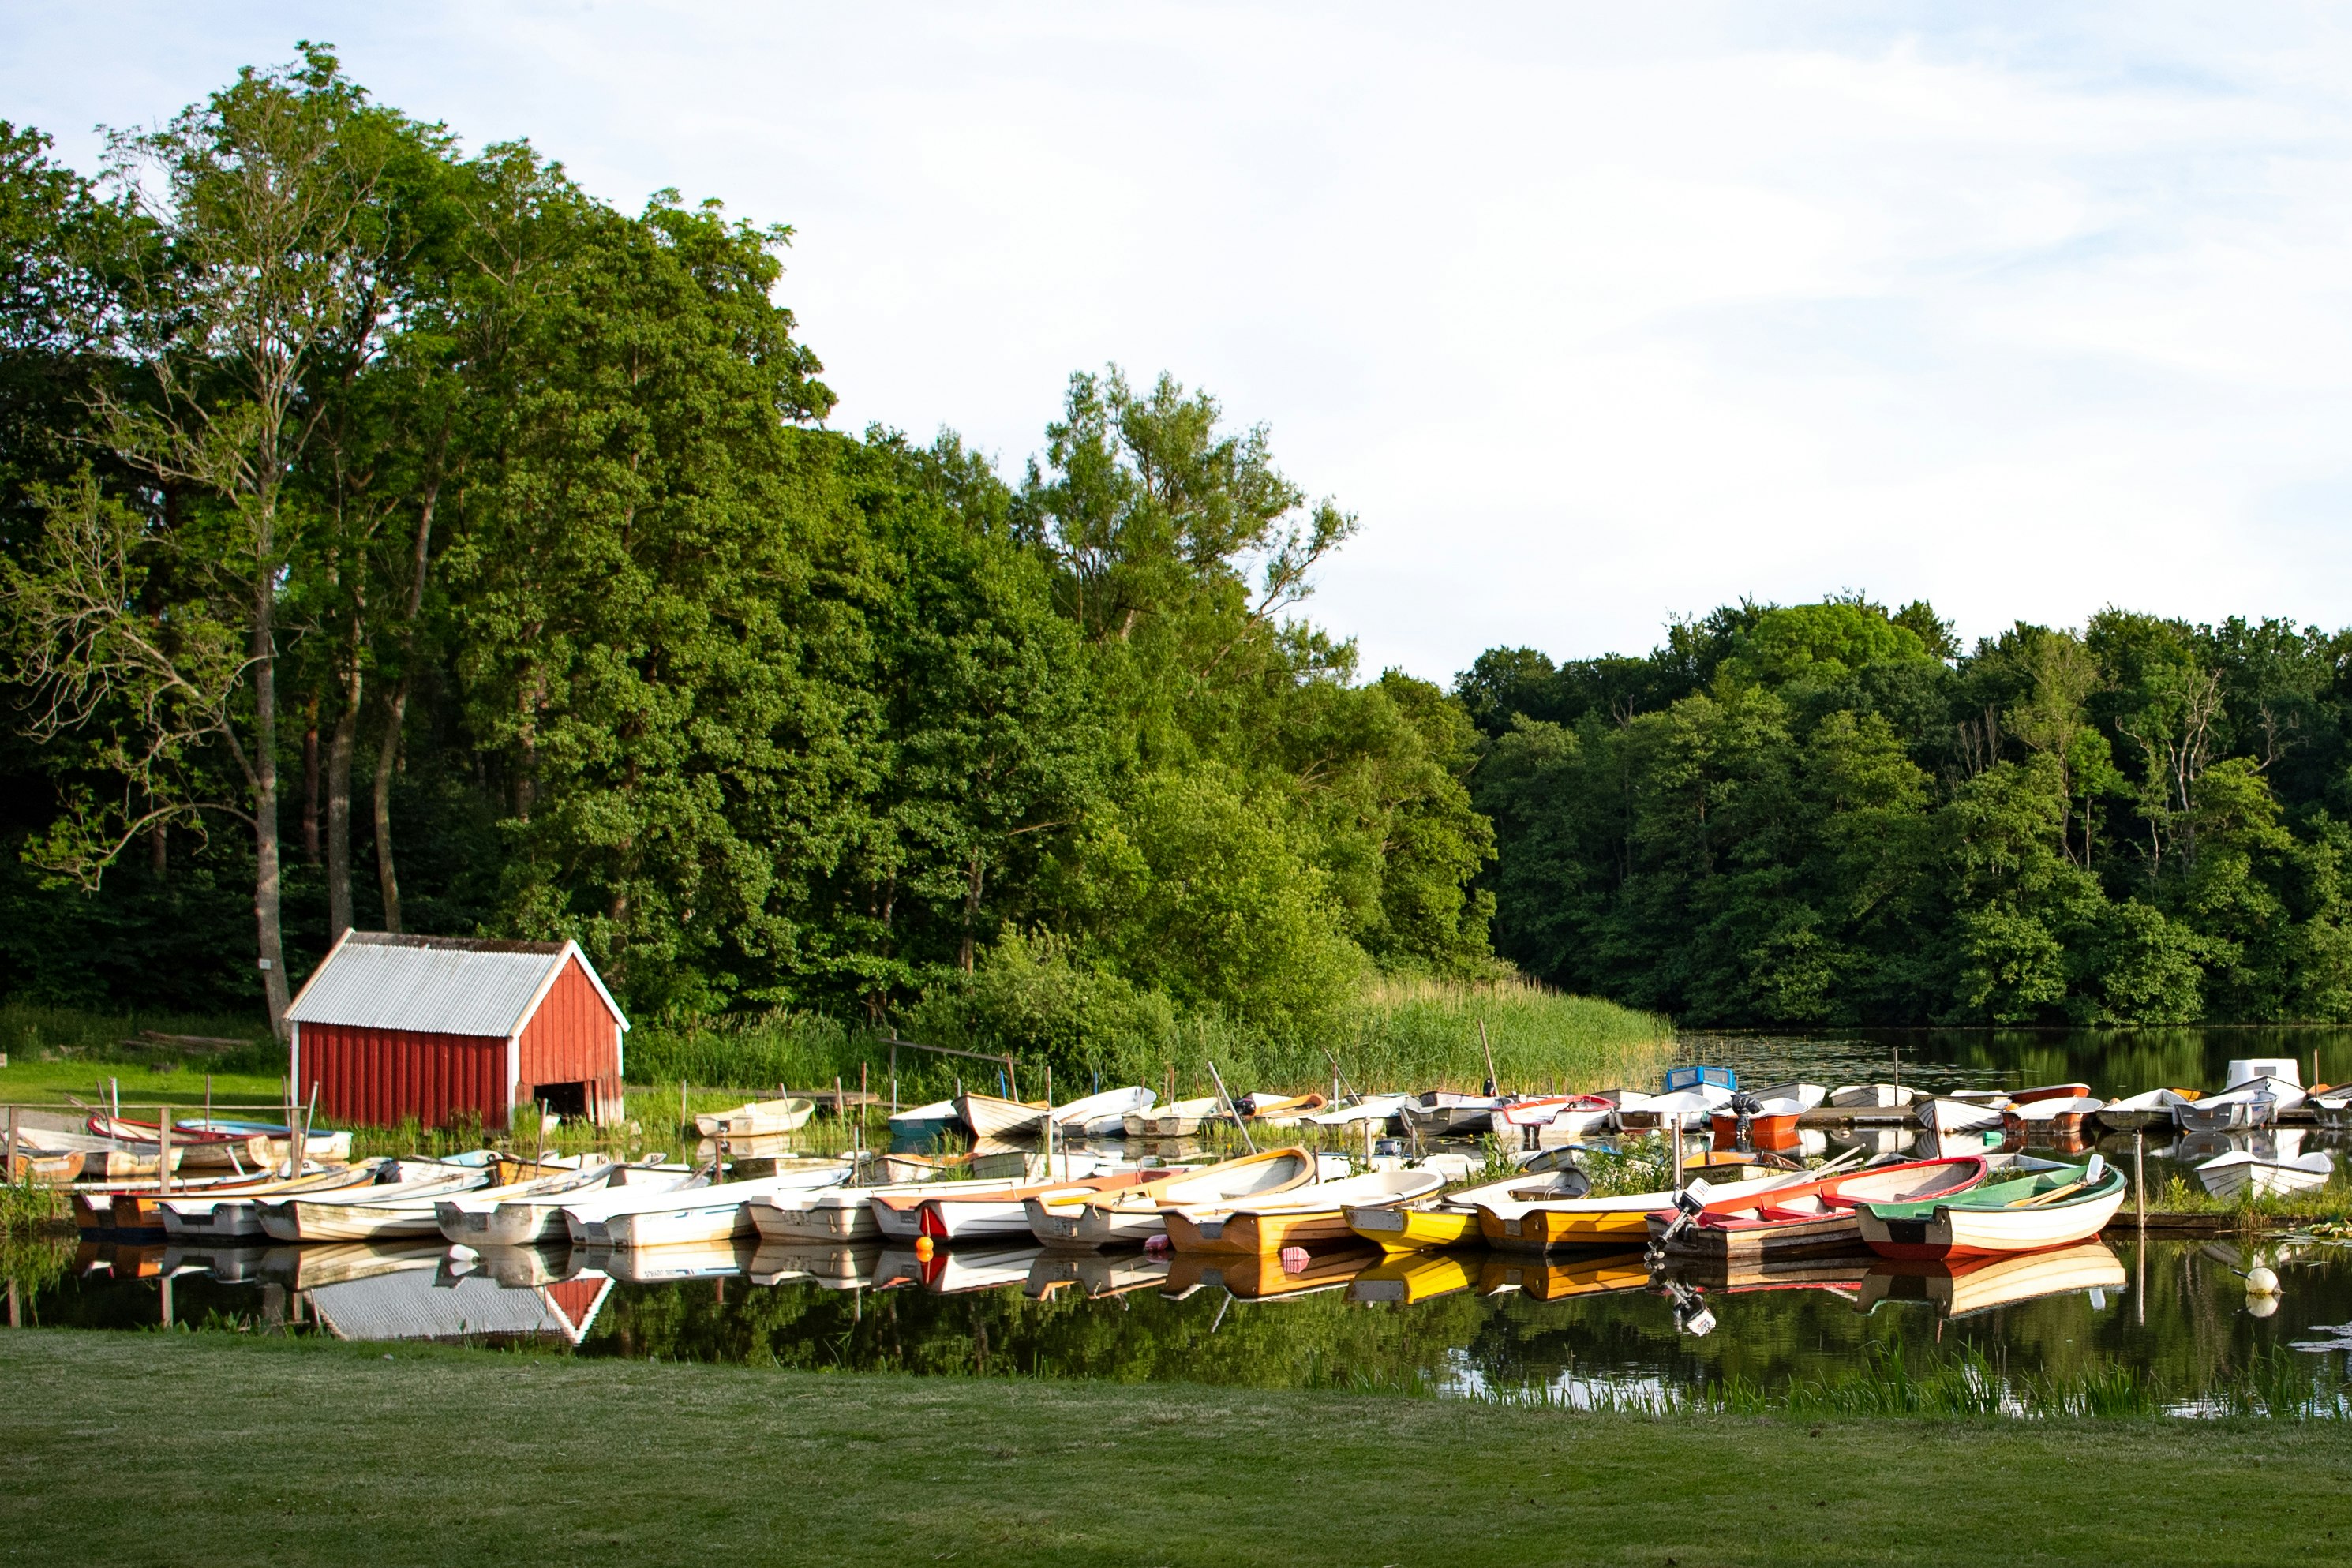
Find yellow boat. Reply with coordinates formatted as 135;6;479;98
1346;1250;1479;1305
1166;1169;1443;1256
1478;1164;1805;1252
1345;1155;1595;1254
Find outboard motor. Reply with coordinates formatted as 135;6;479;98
1728;1091;1763;1151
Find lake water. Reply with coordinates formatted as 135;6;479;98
11;1027;2352;1414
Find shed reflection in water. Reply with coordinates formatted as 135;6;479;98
19;1226;2352;1413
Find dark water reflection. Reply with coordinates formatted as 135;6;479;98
16;1228;2352;1414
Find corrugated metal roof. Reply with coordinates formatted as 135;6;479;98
287;932;627;1037
305;1269;609;1344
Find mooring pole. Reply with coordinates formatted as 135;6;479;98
2134;1132;2146;1231
889;1038;899;1117
1670;1113;1685;1193
158;1108;172;1196
1205;1060;1255;1155
4;1106;17;1185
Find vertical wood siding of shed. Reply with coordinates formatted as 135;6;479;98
299;1024;509;1129
517;956;624;1125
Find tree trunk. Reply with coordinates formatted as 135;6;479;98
959;851;986;972
252;568;290;1039
373;681;407;933
371;454;442;938
149;820;167;881
325;668;358;939
301;702;321;865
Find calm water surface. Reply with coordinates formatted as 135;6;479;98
11;1027;2352;1413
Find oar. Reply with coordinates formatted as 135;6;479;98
2006;1154;2107;1208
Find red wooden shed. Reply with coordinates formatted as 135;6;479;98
287;931;629;1130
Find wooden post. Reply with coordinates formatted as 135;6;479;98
158;1107;172;1196
859;1062;869;1155
159;1273;172;1328
7;1276;17;1330
534;1099;548;1173
2134;1132;2146;1231
204;1073;212;1127
4;1106;17;1186
1477;1019;1499;1095
1043;1064;1054;1181
1006;1055;1019;1106
889;1038;899;1117
300;1083;318;1177
1670;1113;1685;1193
1205;1060;1254;1155
679;1080;687;1139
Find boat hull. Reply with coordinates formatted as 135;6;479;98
1346;1204;1478;1252
1856;1181;2126;1259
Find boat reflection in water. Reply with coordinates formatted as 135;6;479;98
1476;1250;1652;1304
1857;1240;2126;1320
749;1241;882;1290
1025;1249;1169;1301
1161;1243;1382;1301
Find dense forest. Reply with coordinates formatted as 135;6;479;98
1466;597;2352;1026
9;51;2350;1053
0;51;1495;1057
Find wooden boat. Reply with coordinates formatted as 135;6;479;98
1025;1148;1316;1248
1396;1091;1507;1139
751;1178;1014;1244
1052;1085;1155;1136
955;1091;1052;1140
886;1098;961;1143
1161;1242;1380;1301
1477;1249;1652;1302
2094;1088;2189;1132
1347;1250;1480;1305
433;1162;623;1244
1708;1087;1826;1151
1345;1159;1590;1252
1237;1091;1328;1126
1024;1248;1170;1300
1609;1083;1736;1129
1917;1097;2006;1132
1122;1097;1226;1137
868;1176;1028;1239
574;1162;851;1248
1650;1155;1989;1261
748;1241;882;1290
2195;1148;2335;1199
1860;1239;2125;1319
258;1164;494;1242
694;1097;815;1138
84;1164;353;1234
1827;1083;1919;1110
2010;1083;2092;1106
8;1149;84;1184
478;1164;699;1246
2004;1095;2103;1141
1478;1165;1805;1251
2174;1093;2276;1133
1496;1095;1614;1141
1853;1159;2128;1259
1302;1094;1410;1129
156;1162;384;1240
1163;1169;1445;1255
915;1170;1158;1242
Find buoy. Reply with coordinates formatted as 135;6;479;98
2246;1265;2279;1295
913;1235;934;1261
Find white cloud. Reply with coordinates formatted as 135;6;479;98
9;2;2352;675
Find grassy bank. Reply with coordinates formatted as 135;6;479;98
0;1332;2344;1566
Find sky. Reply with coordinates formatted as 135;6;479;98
8;3;2352;683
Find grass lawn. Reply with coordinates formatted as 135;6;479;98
2;1331;2346;1566
0;1055;287;1112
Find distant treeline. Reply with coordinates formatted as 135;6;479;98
1465;597;2352;1025
0;48;1495;1075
